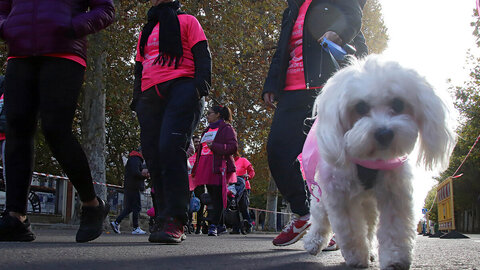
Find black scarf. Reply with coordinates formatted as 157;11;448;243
139;1;183;68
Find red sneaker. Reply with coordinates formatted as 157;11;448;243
148;217;185;244
272;215;311;246
322;235;339;251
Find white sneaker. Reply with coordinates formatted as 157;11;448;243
110;221;121;234
132;227;146;235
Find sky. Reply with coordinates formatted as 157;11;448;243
379;1;479;221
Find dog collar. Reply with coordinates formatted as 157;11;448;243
351;156;408;170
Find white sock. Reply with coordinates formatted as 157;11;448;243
299;214;310;221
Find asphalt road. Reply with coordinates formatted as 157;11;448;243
0;229;478;270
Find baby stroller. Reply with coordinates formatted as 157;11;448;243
224;177;249;234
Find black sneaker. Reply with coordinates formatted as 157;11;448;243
76;197;110;243
0;212;35;242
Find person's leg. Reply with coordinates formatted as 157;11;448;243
3;58;39;217
36;57;108;243
194;185;205;234
115;190;134;224
0;58;38;242
145;79;203;243
157;80;203;224
136;89;165;222
238;189;252;222
206;184;223;227
131;191;142;229
267;90;317;246
37;57;97;204
266;90;317;216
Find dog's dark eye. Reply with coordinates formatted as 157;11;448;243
355;101;370;115
391;98;405;114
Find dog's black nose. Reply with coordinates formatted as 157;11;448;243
374;128;394;146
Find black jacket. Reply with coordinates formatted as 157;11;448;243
124;151;146;191
262;0;362;99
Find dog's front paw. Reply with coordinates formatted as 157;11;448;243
346;261;369;269
382;262;411;270
303;232;324;256
343;249;370;269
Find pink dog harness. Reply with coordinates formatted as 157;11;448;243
300;119;408;202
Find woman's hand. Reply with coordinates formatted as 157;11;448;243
263;92;276;109
319;31;342;45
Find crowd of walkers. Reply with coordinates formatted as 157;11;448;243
0;0;365;249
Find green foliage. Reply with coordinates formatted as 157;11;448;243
101;0;147;185
436;9;480;215
362;0;389;54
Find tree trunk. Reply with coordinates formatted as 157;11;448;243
265;176;278;231
82;32;107;201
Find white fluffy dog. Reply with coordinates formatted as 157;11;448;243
302;55;456;269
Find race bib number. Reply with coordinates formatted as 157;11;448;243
201;129;218;144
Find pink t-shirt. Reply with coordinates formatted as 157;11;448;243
235;157;255;179
200;127;218;156
235;157;255;190
136;14;207;91
284;0;311;91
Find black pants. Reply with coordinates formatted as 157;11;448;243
193;185;206;229
136;78;203;224
206;184;223;226
115;189;142;228
4;57;96;214
267;90;318;216
239;189;251;222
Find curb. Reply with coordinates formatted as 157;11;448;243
31;223;79;230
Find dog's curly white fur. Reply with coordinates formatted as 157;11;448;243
303;55;456;269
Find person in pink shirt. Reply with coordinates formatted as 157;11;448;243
191;105;238;236
262;0;363;247
232;152;255;234
132;0;211;244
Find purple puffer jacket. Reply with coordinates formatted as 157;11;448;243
0;0;115;60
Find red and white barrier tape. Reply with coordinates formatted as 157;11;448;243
249;207;292;216
0;166;122;188
33;171;68;180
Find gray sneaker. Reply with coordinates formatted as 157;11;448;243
110;221;121;234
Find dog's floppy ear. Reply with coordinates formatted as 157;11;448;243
414;78;456;170
313;75;349;167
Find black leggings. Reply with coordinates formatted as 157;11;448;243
206;184;223;226
267;90;318;216
190;185;206;228
4;57;96;214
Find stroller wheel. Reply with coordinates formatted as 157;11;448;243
242;219;252;234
